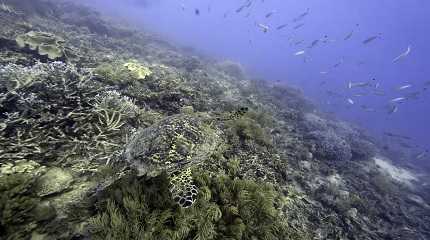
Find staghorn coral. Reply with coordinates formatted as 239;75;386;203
0;62;50;92
93;90;140;118
0;61;128;166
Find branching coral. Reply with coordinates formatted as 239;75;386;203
0;62;50;92
93;90;140;118
95;109;124;132
0;62;128;166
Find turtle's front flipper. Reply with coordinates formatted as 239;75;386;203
169;168;198;208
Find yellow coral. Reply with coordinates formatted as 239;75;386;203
123;61;152;80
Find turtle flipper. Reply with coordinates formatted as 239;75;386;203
169;168;198;208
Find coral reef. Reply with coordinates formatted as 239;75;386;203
0;0;428;239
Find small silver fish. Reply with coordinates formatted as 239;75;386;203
308;39;319;49
265;11;275;18
363;35;380;44
388;105;398;114
384;132;411;140
294;50;306;56
294;40;304;45
347;98;354;105
293;8;310;22
392;45;411;63
276;24;288;30
257;23;269;33
294;23;305;29
236;5;246;13
398;84;412;90
416;150;428;160
332;59;344;68
348;81;370;89
390;97;406;102
406;91;420;99
373;90;385;96
344;30;354;40
361;105;375;112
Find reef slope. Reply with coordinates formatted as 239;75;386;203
0;1;429;239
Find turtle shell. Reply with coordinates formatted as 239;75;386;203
124;113;221;177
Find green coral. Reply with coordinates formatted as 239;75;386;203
89;168;295;240
15;31;65;60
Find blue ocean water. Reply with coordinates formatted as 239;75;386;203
83;0;429;162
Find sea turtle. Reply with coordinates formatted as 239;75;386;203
123;113;222;208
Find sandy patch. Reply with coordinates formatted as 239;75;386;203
374;157;418;185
